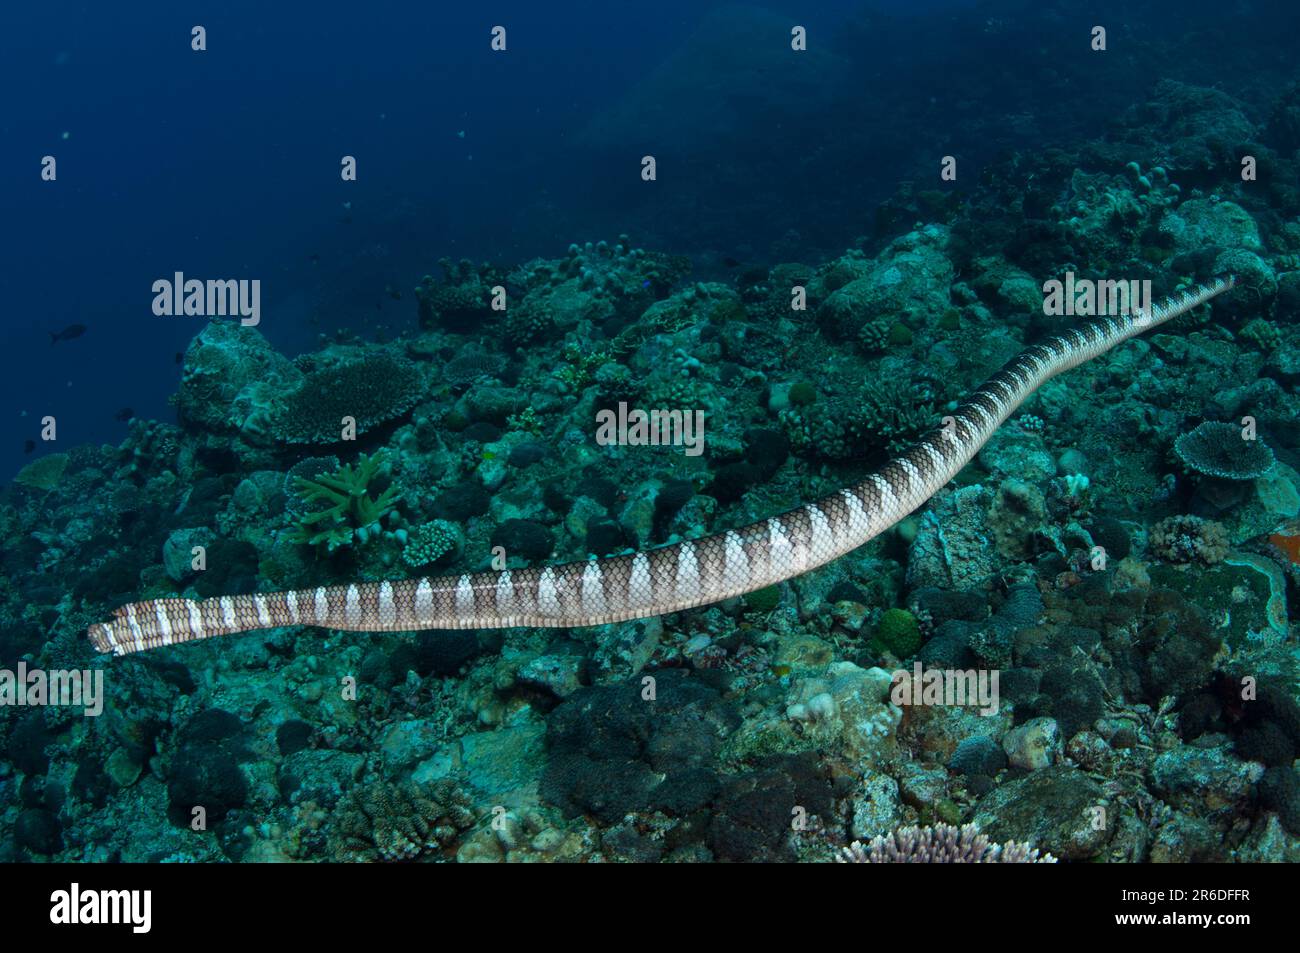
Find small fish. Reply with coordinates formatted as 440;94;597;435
50;323;87;345
114;407;134;422
386;285;402;301
722;257;741;268
23;440;35;454
174;352;183;364
309;253;320;265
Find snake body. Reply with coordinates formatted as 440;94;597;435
89;277;1234;656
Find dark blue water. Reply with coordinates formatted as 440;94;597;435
2;0;1296;470
3;1;849;476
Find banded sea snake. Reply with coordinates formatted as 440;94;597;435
89;276;1235;657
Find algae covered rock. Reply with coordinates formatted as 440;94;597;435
972;766;1111;860
817;225;954;339
1159;198;1262;253
907;485;999;591
177;321;300;441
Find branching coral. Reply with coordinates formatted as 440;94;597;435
402;520;463;568
782;379;938;461
331;779;476;862
289;452;399;551
837;823;1056;863
1149;514;1229;566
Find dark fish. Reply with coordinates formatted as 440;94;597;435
114;407;134;422
50;323;87;345
722;257;741;268
174;352;183;364
386;285;402;301
23;440;35;454
309;253;320;265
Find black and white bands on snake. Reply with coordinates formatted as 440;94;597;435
88;277;1235;656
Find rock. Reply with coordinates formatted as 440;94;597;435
1056;448;1088;476
775;634;835;671
1256;466;1300;520
565;495;609;541
1213;248;1276;300
176;321;300;441
1003;717;1060;770
278;749;366;805
380;719;446;772
850;773;903;841
1159;198;1262;253
105;747;143;789
1150;745;1263;815
785;663;900;767
1264;342;1300;387
907;485;999;591
457;718;547;799
949;735;1007;778
897;762;949;811
989;479;1047;561
14;809;63;856
461;385;527;425
1149;814;1223;863
787;691;836;722
979;428;1056;482
517;654;585;699
972;766;1111;860
162;527;214;583
830;600;871;633
478;431;538;490
816;225;954;337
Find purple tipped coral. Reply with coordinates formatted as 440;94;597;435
836;823;1057;863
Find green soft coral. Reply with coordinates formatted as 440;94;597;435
289;451;399;551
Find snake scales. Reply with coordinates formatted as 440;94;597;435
89;276;1234;656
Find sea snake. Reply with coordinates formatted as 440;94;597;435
88;276;1235;656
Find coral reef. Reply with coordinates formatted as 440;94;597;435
7;55;1300;866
